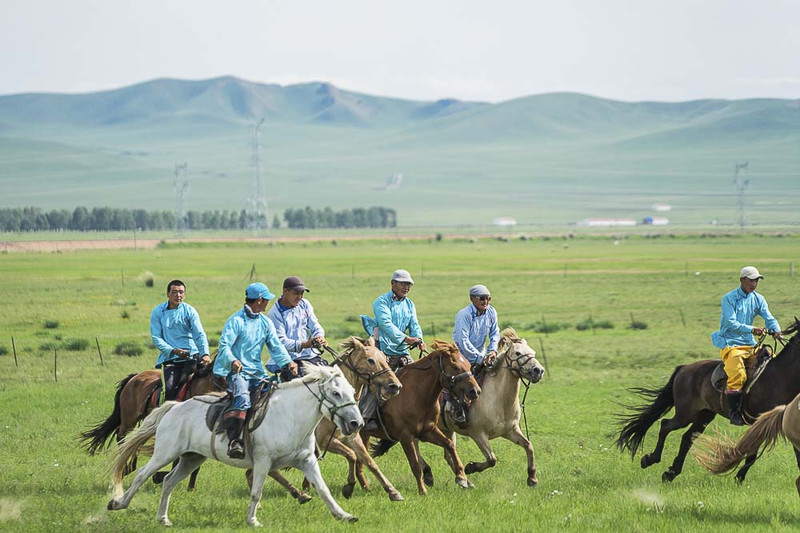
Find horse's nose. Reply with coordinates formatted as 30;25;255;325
466;387;479;401
530;367;544;382
387;383;401;396
348;418;363;434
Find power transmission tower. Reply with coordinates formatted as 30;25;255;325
174;162;189;234
733;161;749;230
247;118;269;234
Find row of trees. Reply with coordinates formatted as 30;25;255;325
0;206;397;232
283;206;396;229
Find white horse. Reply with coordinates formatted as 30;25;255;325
427;328;545;487
108;364;363;527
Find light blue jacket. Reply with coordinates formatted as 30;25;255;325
150;302;209;368
361;291;423;357
265;299;325;372
213;306;291;379
711;287;781;349
453;303;499;364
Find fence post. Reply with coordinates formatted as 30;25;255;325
679;309;686;328
12;336;18;368
54;348;58;382
791;262;795;278
538;338;551;378
95;337;104;366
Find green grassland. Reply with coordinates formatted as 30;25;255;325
2;234;800;531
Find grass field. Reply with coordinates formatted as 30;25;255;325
2;234;800;531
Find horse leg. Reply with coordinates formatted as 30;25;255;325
399;437;428;496
187;466;200;491
246;459;273;527
298;455;357;522
347;435;403;501
794;447;800;500
152;460;177;484
734;454;758;485
641;416;688;469
663;413;714;483
157;453;206;527
504;424;537;487
418;427;473;489
323;437;360;498
108;449;176;511
440;430;457;473
267;471;313;504
463;432;498;475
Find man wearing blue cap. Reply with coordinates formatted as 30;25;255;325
213;282;295;459
711;266;783;425
266;275;329;381
150;279;210;401
447;284;499;425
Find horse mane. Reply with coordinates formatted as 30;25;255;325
339;336;377;356
500;327;520;342
277;364;344;389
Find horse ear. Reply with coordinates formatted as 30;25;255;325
365;336;375;347
352;336;365;350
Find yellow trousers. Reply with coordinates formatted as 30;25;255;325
720;345;755;391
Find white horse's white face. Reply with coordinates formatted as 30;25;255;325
318;370;364;436
505;339;545;383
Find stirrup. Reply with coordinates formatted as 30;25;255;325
227;440;245;459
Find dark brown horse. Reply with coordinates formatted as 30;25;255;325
616;319;800;483
365;340;481;495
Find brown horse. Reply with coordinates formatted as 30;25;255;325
268;337;405;501
366;340;481;495
616;319;800;483
693;391;800;499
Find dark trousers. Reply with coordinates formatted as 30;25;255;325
279;356;329;382
162;360;197;401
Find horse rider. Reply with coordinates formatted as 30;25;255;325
266;275;330;382
359;268;427;431
150;279;211;401
213;282;297;459
711;266;783;425
447;284;499;425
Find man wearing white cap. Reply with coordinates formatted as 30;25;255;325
361;269;426;368
711;266;783;425
213;282;295;458
266;275;329;381
447;284;499;425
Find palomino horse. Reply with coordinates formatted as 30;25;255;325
616;319;800;483
431;328;545;487
108;365;363;527
366;340;481;495
269;337;405;501
693;390;800;499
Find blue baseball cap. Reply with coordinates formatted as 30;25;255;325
245;282;275;300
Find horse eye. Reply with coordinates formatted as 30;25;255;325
333;390;341;398
367;358;376;365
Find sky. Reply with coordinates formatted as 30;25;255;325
2;0;799;103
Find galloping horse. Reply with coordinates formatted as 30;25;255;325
108;365;363;527
365;340;481;495
693;390;800;499
432;328;545;487
616;319;800;483
269;337;405;501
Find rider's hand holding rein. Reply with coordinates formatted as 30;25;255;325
232;359;243;373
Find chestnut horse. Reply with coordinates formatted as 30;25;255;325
366;340;481;495
694;390;800;499
616;319;800;483
269;337;405;501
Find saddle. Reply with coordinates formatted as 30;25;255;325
204;383;276;434
711;346;773;393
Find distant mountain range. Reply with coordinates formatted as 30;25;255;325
2;76;799;227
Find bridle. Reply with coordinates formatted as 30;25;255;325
301;372;358;429
324;344;394;399
436;350;474;391
496;340;542;441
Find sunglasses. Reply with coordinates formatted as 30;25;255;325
474;295;491;302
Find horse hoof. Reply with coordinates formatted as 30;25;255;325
422;471;434;487
152;471;167;484
342;483;355;499
297;493;312;504
464;463;477;475
247;518;262;527
661;470;676;483
527;478;538;488
388;491;404;502
107;499;118;511
456;477;474;489
159;517;172;527
340;514;358;523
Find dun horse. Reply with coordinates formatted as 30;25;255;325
430;328;545;487
366;340;481;495
616;319;800;483
108;364;363;527
693;390;800;499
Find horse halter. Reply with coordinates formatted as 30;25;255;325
502;343;540;387
436;350;473;390
302;374;358;426
329;345;394;398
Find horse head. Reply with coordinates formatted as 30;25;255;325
430;340;481;405
497;328;545;383
302;365;364;436
338;336;402;401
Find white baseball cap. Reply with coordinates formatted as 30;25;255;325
391;269;414;284
740;266;764;280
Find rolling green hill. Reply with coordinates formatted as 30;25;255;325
1;77;798;227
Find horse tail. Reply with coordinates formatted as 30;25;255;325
693;404;787;475
79;373;136;455
110;402;177;496
615;365;682;458
370;438;397;458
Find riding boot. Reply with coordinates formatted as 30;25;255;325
226;418;246;459
726;390;745;426
449;398;467;426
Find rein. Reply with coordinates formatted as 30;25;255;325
300;374;357;459
326;344;393;398
496;342;540;442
